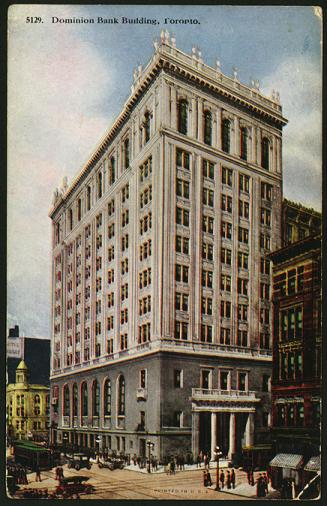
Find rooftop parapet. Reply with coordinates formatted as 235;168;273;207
50;30;287;216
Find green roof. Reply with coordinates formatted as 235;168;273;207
14;441;49;453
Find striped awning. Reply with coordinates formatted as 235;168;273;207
269;453;303;469
304;456;320;472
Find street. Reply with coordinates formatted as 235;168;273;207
10;462;281;500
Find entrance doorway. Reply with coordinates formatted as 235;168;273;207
199;412;211;454
236;413;248;453
139;438;146;457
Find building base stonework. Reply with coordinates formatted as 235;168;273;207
51;349;272;462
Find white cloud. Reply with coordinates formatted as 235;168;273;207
262;55;322;210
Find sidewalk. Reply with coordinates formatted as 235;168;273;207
208;482;280;500
125;459;231;474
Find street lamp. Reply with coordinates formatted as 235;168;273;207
146;440;154;473
214;445;223;491
95;436;102;462
63;434;68;457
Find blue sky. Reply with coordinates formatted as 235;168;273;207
8;5;322;336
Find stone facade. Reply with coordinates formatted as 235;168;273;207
49;33;287;461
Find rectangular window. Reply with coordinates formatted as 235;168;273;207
174;321;188;340
201;297;213;315
260;208;271;227
221;274;231;292
221;221;232;239
202;188;214;207
202;159;215;179
238;304;248;321
201;269;213;288
176;207;190;227
221;194;233;213
176;148;190;170
222;167;233;186
202;215;214;234
238;372;247;391
221;248;232;265
175;293;189;311
239;174;250;193
176;235;189;255
239;200;249;219
237;278;248;296
176;178;190;199
238;252;248;270
201;325;213;343
174;369;183;388
261;182;272;201
201;370;211;389
220;328;231;345
220;371;229;390
175;264;189;283
202;242;213;261
221;300;231;318
238;227;249;244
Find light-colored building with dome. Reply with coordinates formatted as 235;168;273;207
6;360;50;441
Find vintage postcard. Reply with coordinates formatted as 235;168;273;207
7;4;322;500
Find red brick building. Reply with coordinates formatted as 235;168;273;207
269;203;321;496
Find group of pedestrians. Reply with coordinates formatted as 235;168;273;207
196;451;211;468
218;469;236;489
7;463;28;485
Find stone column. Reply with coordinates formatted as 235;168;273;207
251;125;256;164
216;108;222;150
191;96;197;139
171;86;177;131
211;412;217;459
234;116;240;157
245;412;255;447
228;413;236;459
197;98;203;143
212;115;217;149
192;412;200;457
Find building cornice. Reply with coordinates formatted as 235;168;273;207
50;345;272;381
49;42;287;218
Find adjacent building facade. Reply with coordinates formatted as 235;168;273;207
269;201;321;493
7;325;51;385
6;361;50;441
49;32;287;461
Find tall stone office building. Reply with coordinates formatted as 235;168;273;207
49;32;287;461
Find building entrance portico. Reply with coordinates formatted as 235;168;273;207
191;388;259;461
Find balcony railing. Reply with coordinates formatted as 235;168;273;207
81;416;88;427
137;388;148;401
62;416;70;427
73;416;78;428
103;417;111;429
92;416;99;428
192;388;258;402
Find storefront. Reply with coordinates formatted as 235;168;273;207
269;453;303;497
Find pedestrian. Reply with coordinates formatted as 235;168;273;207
203;470;208;487
226;470;231;489
247;468;251;485
35;465;41;482
263;473;269;494
250;470;255;486
207;470;212;486
203;453;208;469
219;469;225;489
256;474;265;497
231;468;236;489
23;467;28;485
197;454;201;468
170;459;175;474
